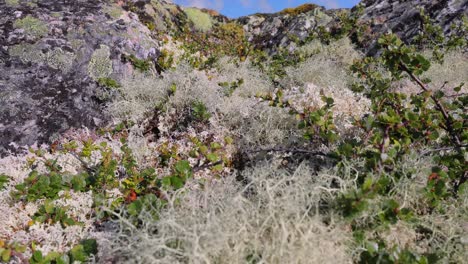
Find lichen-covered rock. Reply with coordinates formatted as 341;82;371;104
359;0;468;54
0;0;164;156
237;0;467;55
237;5;335;54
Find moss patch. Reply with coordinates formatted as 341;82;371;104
280;4;319;16
184;8;213;32
13;15;48;38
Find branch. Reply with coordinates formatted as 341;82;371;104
193;160;223;173
400;62;462;147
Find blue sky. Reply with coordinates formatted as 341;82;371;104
173;0;361;18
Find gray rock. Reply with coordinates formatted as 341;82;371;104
359;0;468;54
237;0;467;55
236;5;335;54
0;0;163;156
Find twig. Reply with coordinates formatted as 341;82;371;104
421;145;467;156
244;147;336;159
193;160;223;172
56;147;96;173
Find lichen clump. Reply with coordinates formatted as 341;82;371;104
13;15;48;38
5;0;19;7
9;44;76;72
184;8;213;32
88;45;113;81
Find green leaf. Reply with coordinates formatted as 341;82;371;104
210;142;222;150
362;177;373;192
206;153;219;163
170;176;184;189
32;250;43;262
175;160;192;178
2;249;11;262
0;174;9;190
80;239;98;256
454;82;464;92
70;245;87;262
127;200;143;216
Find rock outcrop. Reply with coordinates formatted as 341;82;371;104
359;0;468;54
0;0;184;156
238;0;467;54
236;4;338;54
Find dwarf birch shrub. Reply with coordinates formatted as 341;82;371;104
393;50;468;95
420;50;468;93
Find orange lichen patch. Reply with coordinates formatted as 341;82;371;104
280;4;319;16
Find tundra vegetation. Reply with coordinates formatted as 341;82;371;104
0;4;467;264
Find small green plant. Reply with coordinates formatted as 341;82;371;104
32;200;79;228
156;49;175;72
299;96;338;144
125;54;153;72
0;174;9;190
0;241;26;263
218;78;244;96
414;10;468;62
13;169;65;202
29;239;97;264
191;101;211;122
162;160;193;189
97;77;120;88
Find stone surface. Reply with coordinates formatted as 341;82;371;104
0;0;166;156
359;0;468;54
236;6;335;54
